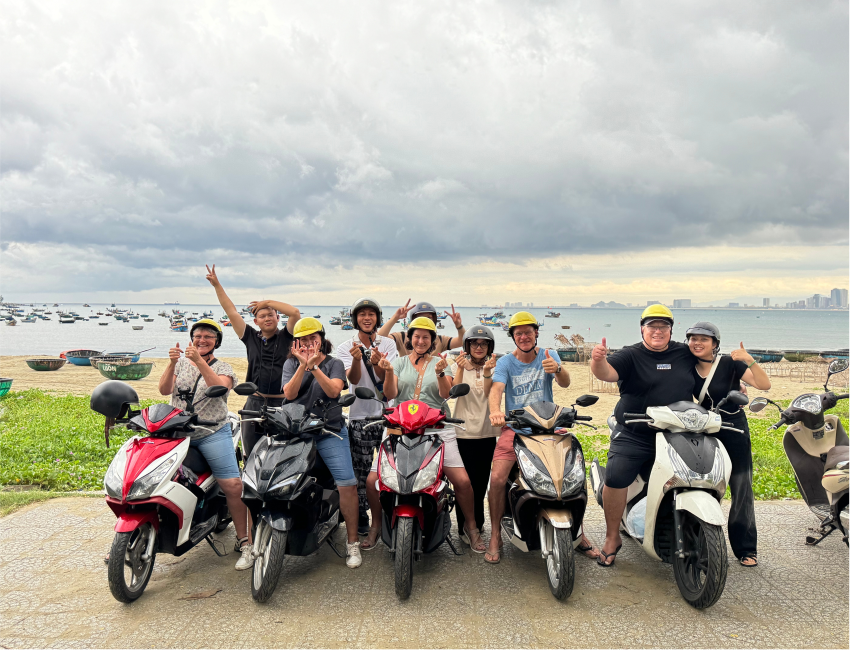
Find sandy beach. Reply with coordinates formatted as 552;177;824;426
0;355;836;424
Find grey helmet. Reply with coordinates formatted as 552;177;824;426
686;321;721;353
351;298;382;332
409;301;438;323
463;325;495;356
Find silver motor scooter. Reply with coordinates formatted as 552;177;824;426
589;391;749;609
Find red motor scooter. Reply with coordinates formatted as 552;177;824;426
354;383;469;599
91;380;240;602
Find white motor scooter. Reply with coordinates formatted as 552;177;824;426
589;391;749;609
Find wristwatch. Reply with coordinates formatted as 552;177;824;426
437;371;446;378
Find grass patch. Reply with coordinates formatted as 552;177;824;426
0;490;101;517
0;389;166;491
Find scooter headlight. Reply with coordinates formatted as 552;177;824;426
677;409;710;432
127;453;178;500
561;448;585;496
664;446;726;495
379;450;401;492
268;473;302;497
517;448;558;498
412;450;442;493
104;449;128;499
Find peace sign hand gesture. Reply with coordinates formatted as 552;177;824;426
205;264;220;287
445;304;462;329
393;299;414;322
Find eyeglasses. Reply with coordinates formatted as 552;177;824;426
469;341;489;348
514;332;536;340
644;324;671;332
192;335;217;341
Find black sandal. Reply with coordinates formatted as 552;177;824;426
739;554;758;567
597;544;622;567
576;540;600;559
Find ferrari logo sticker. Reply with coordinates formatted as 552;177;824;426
408;404;419;415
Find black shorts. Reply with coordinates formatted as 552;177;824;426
605;426;656;489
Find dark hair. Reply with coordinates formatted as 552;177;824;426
253;306;278;319
404;329;436;353
286;334;334;360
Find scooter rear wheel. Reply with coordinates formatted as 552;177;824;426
394;517;414;600
672;513;727;609
108;523;156;603
540;520;575;600
251;520;287;603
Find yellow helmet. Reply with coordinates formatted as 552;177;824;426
190;318;223;348
508;311;538;329
293;317;324;338
640;304;674;326
407;316;437;333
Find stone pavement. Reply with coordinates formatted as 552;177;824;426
0;497;847;648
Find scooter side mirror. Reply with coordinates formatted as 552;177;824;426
726;390;749;407
828;358;849;375
233;382;258;396
338;393;356;407
449;384;470;399
575;394;599;407
354;387;376;400
748;397;769;413
204;385;228;398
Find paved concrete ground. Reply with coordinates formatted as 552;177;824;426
0;497;846;649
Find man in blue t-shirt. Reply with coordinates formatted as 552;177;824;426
484;312;597;563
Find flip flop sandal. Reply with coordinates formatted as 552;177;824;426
576;541;600;559
463;526;487;554
361;528;382;551
597;544;622;567
484;550;501;564
739;555;758;567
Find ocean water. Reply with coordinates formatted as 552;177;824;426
1;304;847;359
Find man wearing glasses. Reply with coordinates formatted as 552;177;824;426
590;304;698;566
483;312;594;563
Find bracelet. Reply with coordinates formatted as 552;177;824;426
483;373;493;379
747;360;757;369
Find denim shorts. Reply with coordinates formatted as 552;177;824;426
190;423;241;480
316;426;357;487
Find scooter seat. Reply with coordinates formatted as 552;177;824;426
183;447;211;476
825;446;849;472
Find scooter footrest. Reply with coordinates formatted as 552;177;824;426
189;515;218;544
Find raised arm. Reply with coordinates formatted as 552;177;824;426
488;381;506;426
262;300;301;334
159;343;182;395
732;343;771;391
590;338;619;382
445;304;466;350
205;264;247;339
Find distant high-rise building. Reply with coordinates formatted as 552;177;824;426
570;303;578;308
841;289;849;308
673;299;691;308
728;302;740;308
646;300;660;307
526;302;533;307
763;298;770;307
831;288;848;308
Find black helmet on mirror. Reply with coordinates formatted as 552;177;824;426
351;298;383;331
409;301;438;323
91;380;140;419
463;325;495;356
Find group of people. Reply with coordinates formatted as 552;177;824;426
157;265;770;573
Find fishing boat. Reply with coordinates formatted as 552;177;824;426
25;358;67;371
314;314;321;318
556;349;579;362
5;318;17;326
132;325;144;330
545;311;561;318
221;320;231;327
59;316;76;324
748;349;785;363
0;378;13;397
341;320;354;331
561;325;571;329
144;318;154;322
53;303;59;307
96;362;155;381
436;321;444;329
60;349;104;366
22;316;36;323
171;323;188;332
500;321;510;331
83;303;90;307
90;314;99;319
492;311;505;318
129;315;139;320
821;349;849;360
329;316;342;325
99;322;108;326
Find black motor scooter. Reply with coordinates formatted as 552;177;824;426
235;382;356;602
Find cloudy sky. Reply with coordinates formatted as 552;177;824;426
1;0;847;306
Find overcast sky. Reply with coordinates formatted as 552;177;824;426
1;0;847;306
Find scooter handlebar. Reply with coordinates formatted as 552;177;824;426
835;393;850;400
444;417;465;424
624;412;646;419
720;425;744;434
574;415;593;421
238;410;262;417
196;418;218;426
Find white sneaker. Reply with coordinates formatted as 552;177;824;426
235;543;254;570
346;541;362;568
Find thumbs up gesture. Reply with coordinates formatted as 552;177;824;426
542;349;560;374
730;341;754;365
435;352;449;375
592;337;609;362
169;342;183;364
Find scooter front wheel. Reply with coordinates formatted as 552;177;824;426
394;517;414;600
251;519;287;603
672;513;727;609
540;520;575;600
108;523;157;603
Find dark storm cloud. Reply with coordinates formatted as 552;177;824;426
1;0;847;293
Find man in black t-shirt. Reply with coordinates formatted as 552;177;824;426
206;264;300;457
590;304;697;566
